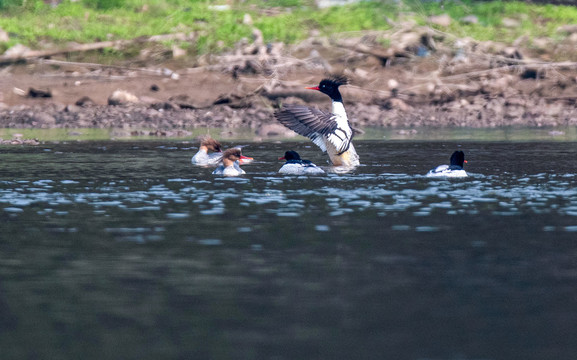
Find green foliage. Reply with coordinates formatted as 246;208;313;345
245;0;310;7
82;0;126;10
255;14;306;43
0;0;46;11
310;1;397;33
0;0;21;10
1;0;577;59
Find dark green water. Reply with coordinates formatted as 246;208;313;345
1;140;577;359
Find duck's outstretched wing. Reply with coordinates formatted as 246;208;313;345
274;104;339;152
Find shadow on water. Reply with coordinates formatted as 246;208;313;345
1;138;577;359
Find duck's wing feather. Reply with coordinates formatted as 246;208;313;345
431;164;449;173
274;104;340;152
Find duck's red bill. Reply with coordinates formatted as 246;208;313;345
278;156;286;160
239;156;253;164
305;86;320;91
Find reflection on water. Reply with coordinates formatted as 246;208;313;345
1;140;577;359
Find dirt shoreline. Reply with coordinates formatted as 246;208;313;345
3;41;577;135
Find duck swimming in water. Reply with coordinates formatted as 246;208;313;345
212;148;252;176
278;150;325;175
426;151;468;178
274;76;360;167
191;135;222;166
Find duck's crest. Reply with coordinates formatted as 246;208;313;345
322;74;349;87
198;134;213;142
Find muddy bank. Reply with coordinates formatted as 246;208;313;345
3;26;577;134
1;93;576;136
2;72;577;134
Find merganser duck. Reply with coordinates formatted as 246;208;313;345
426;151;468;178
191;135;222;166
274;76;360;167
212;148;251;176
278;150;325;175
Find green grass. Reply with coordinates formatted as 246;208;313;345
1;0;577;61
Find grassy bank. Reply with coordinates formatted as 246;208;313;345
1;0;577;61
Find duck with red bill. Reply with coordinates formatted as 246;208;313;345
274;75;360;168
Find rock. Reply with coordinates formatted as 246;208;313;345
168;94;197;109
13;88;26;97
150;84;160;92
500;47;522;59
460;15;479;24
267;41;284;57
520;69;543;80
505;97;526;107
428;14;451;27
396;32;421;51
383;98;411;112
545;103;563;117
65;104;81;113
505;103;525;119
32;113;56;126
171;45;186;58
243;13;253;26
531;37;550;50
502;18;520;28
108;90;139;105
557;24;577;34
482;77;506;95
27;87;52;98
3;44;30;57
513;35;530;47
151;102;180;111
213;93;252;108
139;96;162;105
0;28;9;43
160;68;179;80
76;96;96;106
352;68;369;79
307;49;332;71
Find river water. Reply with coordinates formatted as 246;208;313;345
1;137;577;359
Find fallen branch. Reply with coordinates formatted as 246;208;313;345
439;60;577;83
33;58;179;79
0;40;131;65
0;33;193;65
332;39;411;65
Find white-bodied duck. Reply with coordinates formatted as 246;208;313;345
212;148;252;176
274;76;360;167
191;135;223;166
278;150;325;175
426;151;468;178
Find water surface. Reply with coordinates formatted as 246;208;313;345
1;139;577;359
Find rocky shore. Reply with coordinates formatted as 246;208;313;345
3;23;577;136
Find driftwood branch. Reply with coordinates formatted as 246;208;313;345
440;61;577;83
0;40;129;65
0;33;193;65
32;58;179;78
332;39;411;65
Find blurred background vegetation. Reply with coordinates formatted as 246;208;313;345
1;0;577;60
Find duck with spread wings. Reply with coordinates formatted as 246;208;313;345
274;76;360;167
